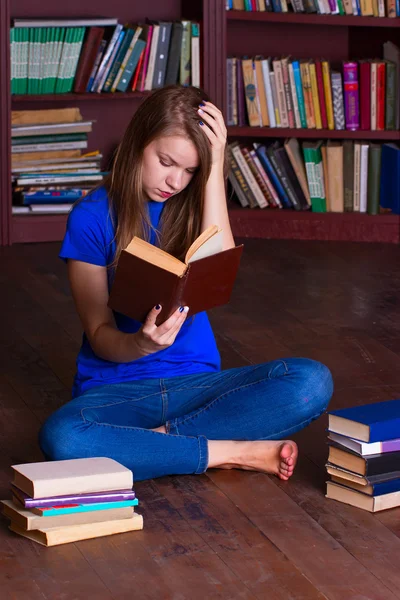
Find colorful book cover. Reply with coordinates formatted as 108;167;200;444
11;485;136;508
329;399;400;442
30;499;139;516
343;62;360;130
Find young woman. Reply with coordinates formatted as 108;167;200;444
39;85;333;482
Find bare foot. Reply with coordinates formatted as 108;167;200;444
213;440;298;481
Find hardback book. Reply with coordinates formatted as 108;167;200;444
329;475;400;497
326;463;400;486
108;225;243;326
13;497;138;516
326;481;400;512
328;431;400;456
11;457;133;499
11;484;136;508
9;513;143;546
328;399;400;442
1;499;134;531
328;443;400;477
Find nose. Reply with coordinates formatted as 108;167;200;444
166;168;182;192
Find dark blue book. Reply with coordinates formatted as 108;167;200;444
329;399;400;443
254;143;293;209
380;143;400;215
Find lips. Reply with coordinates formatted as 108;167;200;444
159;190;173;199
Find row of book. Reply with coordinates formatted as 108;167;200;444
228;139;400;214
227;44;400;132
326;399;400;513
1;457;142;546
10;17;200;95
11;108;107;214
226;0;399;17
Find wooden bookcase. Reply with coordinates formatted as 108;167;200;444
223;7;400;243
0;1;400;244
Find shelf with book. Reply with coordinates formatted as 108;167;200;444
0;0;217;245
228;207;400;243
222;1;400;239
227;11;400;28
228;127;400;140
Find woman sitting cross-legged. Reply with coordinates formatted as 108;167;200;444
39;85;333;481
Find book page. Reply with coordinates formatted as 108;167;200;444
187;230;224;263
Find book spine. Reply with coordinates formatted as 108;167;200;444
343;62;360;130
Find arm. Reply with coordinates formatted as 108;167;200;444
67;259;188;363
198;101;235;251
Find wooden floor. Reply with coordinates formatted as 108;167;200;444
1;238;400;599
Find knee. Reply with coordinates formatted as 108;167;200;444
39;410;82;462
290;358;334;417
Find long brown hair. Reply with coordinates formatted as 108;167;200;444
104;85;224;265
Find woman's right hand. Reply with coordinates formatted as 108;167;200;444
134;305;189;356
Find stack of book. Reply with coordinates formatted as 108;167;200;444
12;107;107;215
1;457;143;546
325;399;400;512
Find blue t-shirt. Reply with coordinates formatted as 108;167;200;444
60;186;221;398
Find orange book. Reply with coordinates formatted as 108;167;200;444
322;61;335;130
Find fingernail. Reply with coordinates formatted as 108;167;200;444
179;306;184;313
198;108;204;115
155;304;161;310
183;306;189;313
199;121;204;126
199;102;205;107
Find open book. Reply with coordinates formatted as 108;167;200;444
108;225;243;324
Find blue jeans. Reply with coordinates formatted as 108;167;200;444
39;358;333;481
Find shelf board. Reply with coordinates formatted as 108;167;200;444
11;92;150;103
226;11;400;28
11;209;400;244
229;208;400;243
227;126;400;140
12;213;68;243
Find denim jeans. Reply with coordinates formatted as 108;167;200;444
39;358;333;481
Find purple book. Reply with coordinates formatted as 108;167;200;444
343;62;360;131
11;485;135;508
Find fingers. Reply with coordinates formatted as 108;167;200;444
198;101;227;137
158;305;189;337
144;304;162;328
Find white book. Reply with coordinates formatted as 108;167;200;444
11;457;133;498
191;24;200;88
12;121;93;137
328;431;400;456
17;174;103;185
261;58;276;128
29;204;74;214
14;18;119;28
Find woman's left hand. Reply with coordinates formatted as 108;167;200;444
197;101;227;168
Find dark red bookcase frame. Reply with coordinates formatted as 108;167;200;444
1;1;400;244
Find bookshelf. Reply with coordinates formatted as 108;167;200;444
222;5;400;243
1;1;400;244
0;0;218;245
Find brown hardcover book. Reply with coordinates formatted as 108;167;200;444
9;513;143;546
73;27;105;92
108;225;243;325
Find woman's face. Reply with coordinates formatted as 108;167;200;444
141;135;199;202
